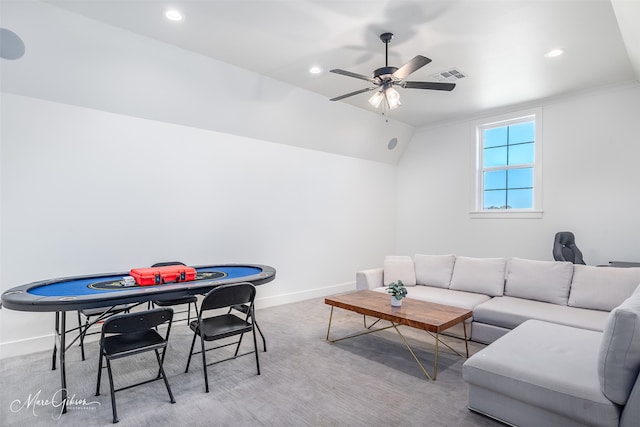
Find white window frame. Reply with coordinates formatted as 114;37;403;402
470;107;543;219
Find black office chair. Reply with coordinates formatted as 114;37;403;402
553;231;586;264
185;282;260;393
149;262;198;324
96;308;176;424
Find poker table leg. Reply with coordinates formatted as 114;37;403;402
59;311;68;414
51;312;59;370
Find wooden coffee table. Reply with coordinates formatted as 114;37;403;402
325;290;473;381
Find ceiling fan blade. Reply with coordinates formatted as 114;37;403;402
330;87;379;101
330;69;376;83
393;55;432;80
401;81;456;91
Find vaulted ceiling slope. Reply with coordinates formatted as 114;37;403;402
42;0;639;127
1;1;415;164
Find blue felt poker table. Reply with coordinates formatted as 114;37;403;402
0;263;275;415
1;264;276;312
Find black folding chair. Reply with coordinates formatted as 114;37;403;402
185;283;260;393
148;262;198;324
51;304;133;370
228;302;267;352
96;308;176;423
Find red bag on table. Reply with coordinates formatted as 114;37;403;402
129;265;196;286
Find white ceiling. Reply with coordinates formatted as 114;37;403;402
42;0;640;127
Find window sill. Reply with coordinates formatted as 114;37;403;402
469;210;543;219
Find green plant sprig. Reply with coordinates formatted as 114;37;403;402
386;280;407;300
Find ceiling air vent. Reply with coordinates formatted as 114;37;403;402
429;68;467;83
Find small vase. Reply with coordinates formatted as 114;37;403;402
391;296;402;307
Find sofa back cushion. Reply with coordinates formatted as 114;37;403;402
383;256;416;287
504;258;573;305
449;256;506;296
598;285;640;405
414;254;456;289
569;265;640;312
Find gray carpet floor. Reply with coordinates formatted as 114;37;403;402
0;297;502;426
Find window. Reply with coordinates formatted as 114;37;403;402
471;108;542;218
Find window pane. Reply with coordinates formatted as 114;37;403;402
484;170;506;190
507;189;533;209
483;146;507;167
508;122;534;144
476;111;539;214
507;168;533;188
484;190;506;209
508;142;534;165
484;127;507;148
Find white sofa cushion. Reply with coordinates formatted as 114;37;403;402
374;285;491;311
383;256;416;287
598;285;640;405
569;265;640;311
473;296;609;332
413;254;456;288
505;258;573;305
449;256;506;297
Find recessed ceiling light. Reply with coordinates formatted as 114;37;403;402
165;10;184;21
309;66;322;74
544;48;564;58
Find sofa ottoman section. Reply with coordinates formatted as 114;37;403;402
463;320;621;427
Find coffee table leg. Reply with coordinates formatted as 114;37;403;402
326;309;440;381
463;321;469;358
363;317;382;330
434;332;439;381
325;307;334;341
427;332;466;358
391;324;434;381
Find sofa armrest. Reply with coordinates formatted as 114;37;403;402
621;373;640;427
356;268;384;290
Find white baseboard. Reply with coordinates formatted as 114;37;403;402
0;334;55;360
255;281;354;310
0;282;356;359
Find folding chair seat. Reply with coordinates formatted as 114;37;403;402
185;282;260;393
96;308;176;423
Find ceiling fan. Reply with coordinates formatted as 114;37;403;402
330;32;455;110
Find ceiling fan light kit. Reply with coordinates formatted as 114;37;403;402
384;86;401;109
330;32;455;110
368;90;384;108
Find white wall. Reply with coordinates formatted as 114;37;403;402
0;1;403;357
0;93;397;357
3;0;638;359
396;83;640;263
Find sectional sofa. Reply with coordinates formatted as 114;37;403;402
356;255;640;342
355;254;640;427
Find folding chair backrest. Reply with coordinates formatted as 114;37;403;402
102;308;173;335
200;283;256;312
152;261;186;267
